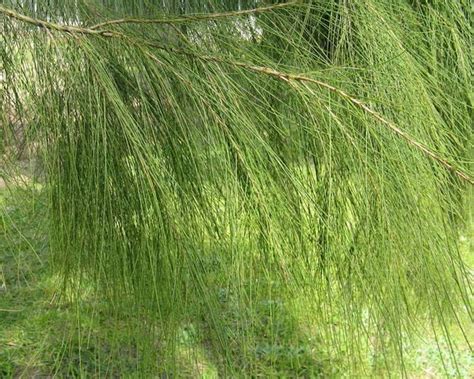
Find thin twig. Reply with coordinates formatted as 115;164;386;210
89;1;300;30
1;5;472;185
0;5;116;36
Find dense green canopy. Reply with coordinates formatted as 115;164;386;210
1;0;472;376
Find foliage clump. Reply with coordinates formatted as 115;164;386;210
1;0;472;376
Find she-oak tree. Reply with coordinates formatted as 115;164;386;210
1;0;472;376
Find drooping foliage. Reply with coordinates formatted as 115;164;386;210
1;0;473;376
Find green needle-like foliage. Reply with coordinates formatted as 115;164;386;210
1;0;473;376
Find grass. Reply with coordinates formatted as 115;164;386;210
1;187;472;377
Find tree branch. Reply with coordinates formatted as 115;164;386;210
1;4;472;185
89;1;300;30
0;5;116;36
